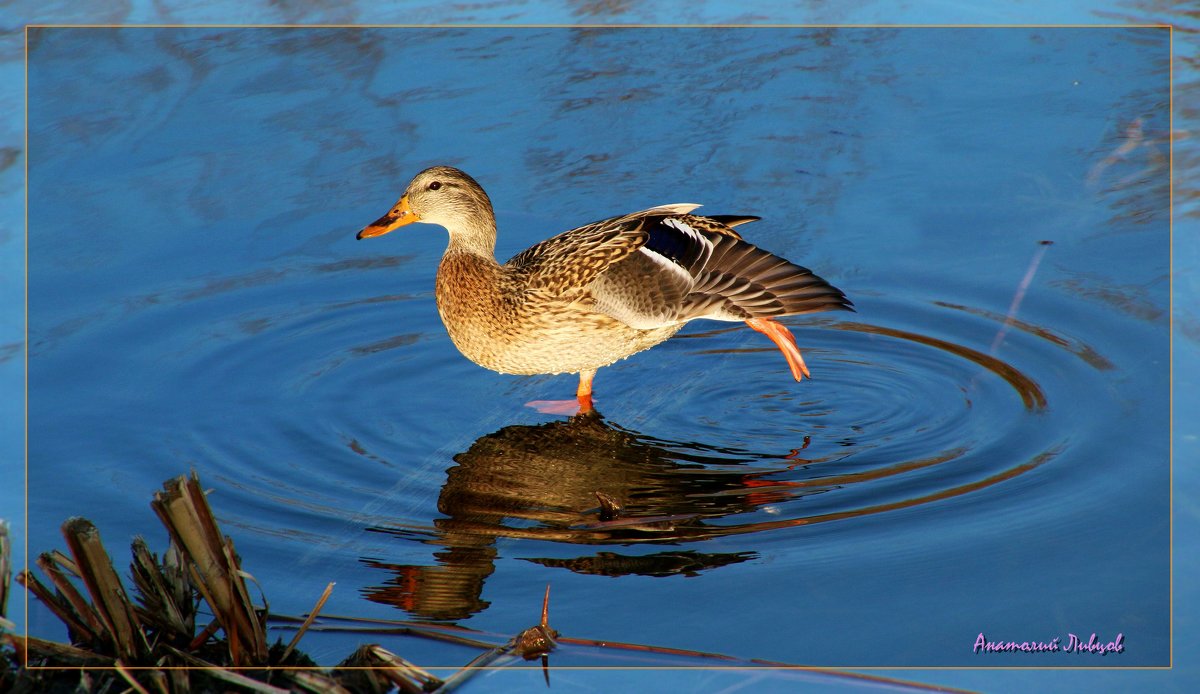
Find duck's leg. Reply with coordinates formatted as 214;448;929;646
745;317;810;381
526;369;597;415
576;368;596;412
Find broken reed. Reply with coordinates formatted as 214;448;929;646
149;473;269;666
14;473;269;669
8;472;353;693
8;471;567;693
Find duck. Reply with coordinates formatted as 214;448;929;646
357;166;852;411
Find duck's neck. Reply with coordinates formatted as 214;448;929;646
444;205;498;260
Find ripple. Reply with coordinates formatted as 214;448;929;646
28;238;1122;626
831;320;1046;411
338;283;1117;621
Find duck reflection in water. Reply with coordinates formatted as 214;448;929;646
362;409;833;621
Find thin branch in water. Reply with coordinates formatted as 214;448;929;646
990;240;1053;355
282;581;336;663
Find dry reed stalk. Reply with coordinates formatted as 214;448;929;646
34;550;107;643
284;669;356;694
333;644;442;694
114;661;154;694
60;518;151;663
151;472;268;665
19;567;95;651
129;537;195;643
21;634;116;666
46;549;79;576
14;470;587;693
281;581;335;663
161;644;291;692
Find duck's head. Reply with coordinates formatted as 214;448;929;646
357;166;495;244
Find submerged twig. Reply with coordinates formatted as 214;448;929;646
990;240;1053;354
434;585;559;693
297;622;497;649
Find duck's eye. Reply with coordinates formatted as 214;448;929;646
429;181;442;191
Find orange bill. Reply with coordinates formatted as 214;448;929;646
357;195;419;239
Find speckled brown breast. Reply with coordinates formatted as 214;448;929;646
435;252;682;375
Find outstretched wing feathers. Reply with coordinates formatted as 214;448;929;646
505;204;851;328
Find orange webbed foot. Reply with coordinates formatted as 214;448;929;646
526;394;593;416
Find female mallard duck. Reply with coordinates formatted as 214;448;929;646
358;166;852;410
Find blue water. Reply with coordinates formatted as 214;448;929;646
6;4;1197;693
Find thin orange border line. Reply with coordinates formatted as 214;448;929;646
20;23;1176;674
1168;19;1175;674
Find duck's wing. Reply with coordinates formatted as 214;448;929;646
589;213;853;330
505;203;702;295
585;212;733;328
679;230;854;321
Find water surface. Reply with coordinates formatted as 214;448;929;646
26;26;1170;668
